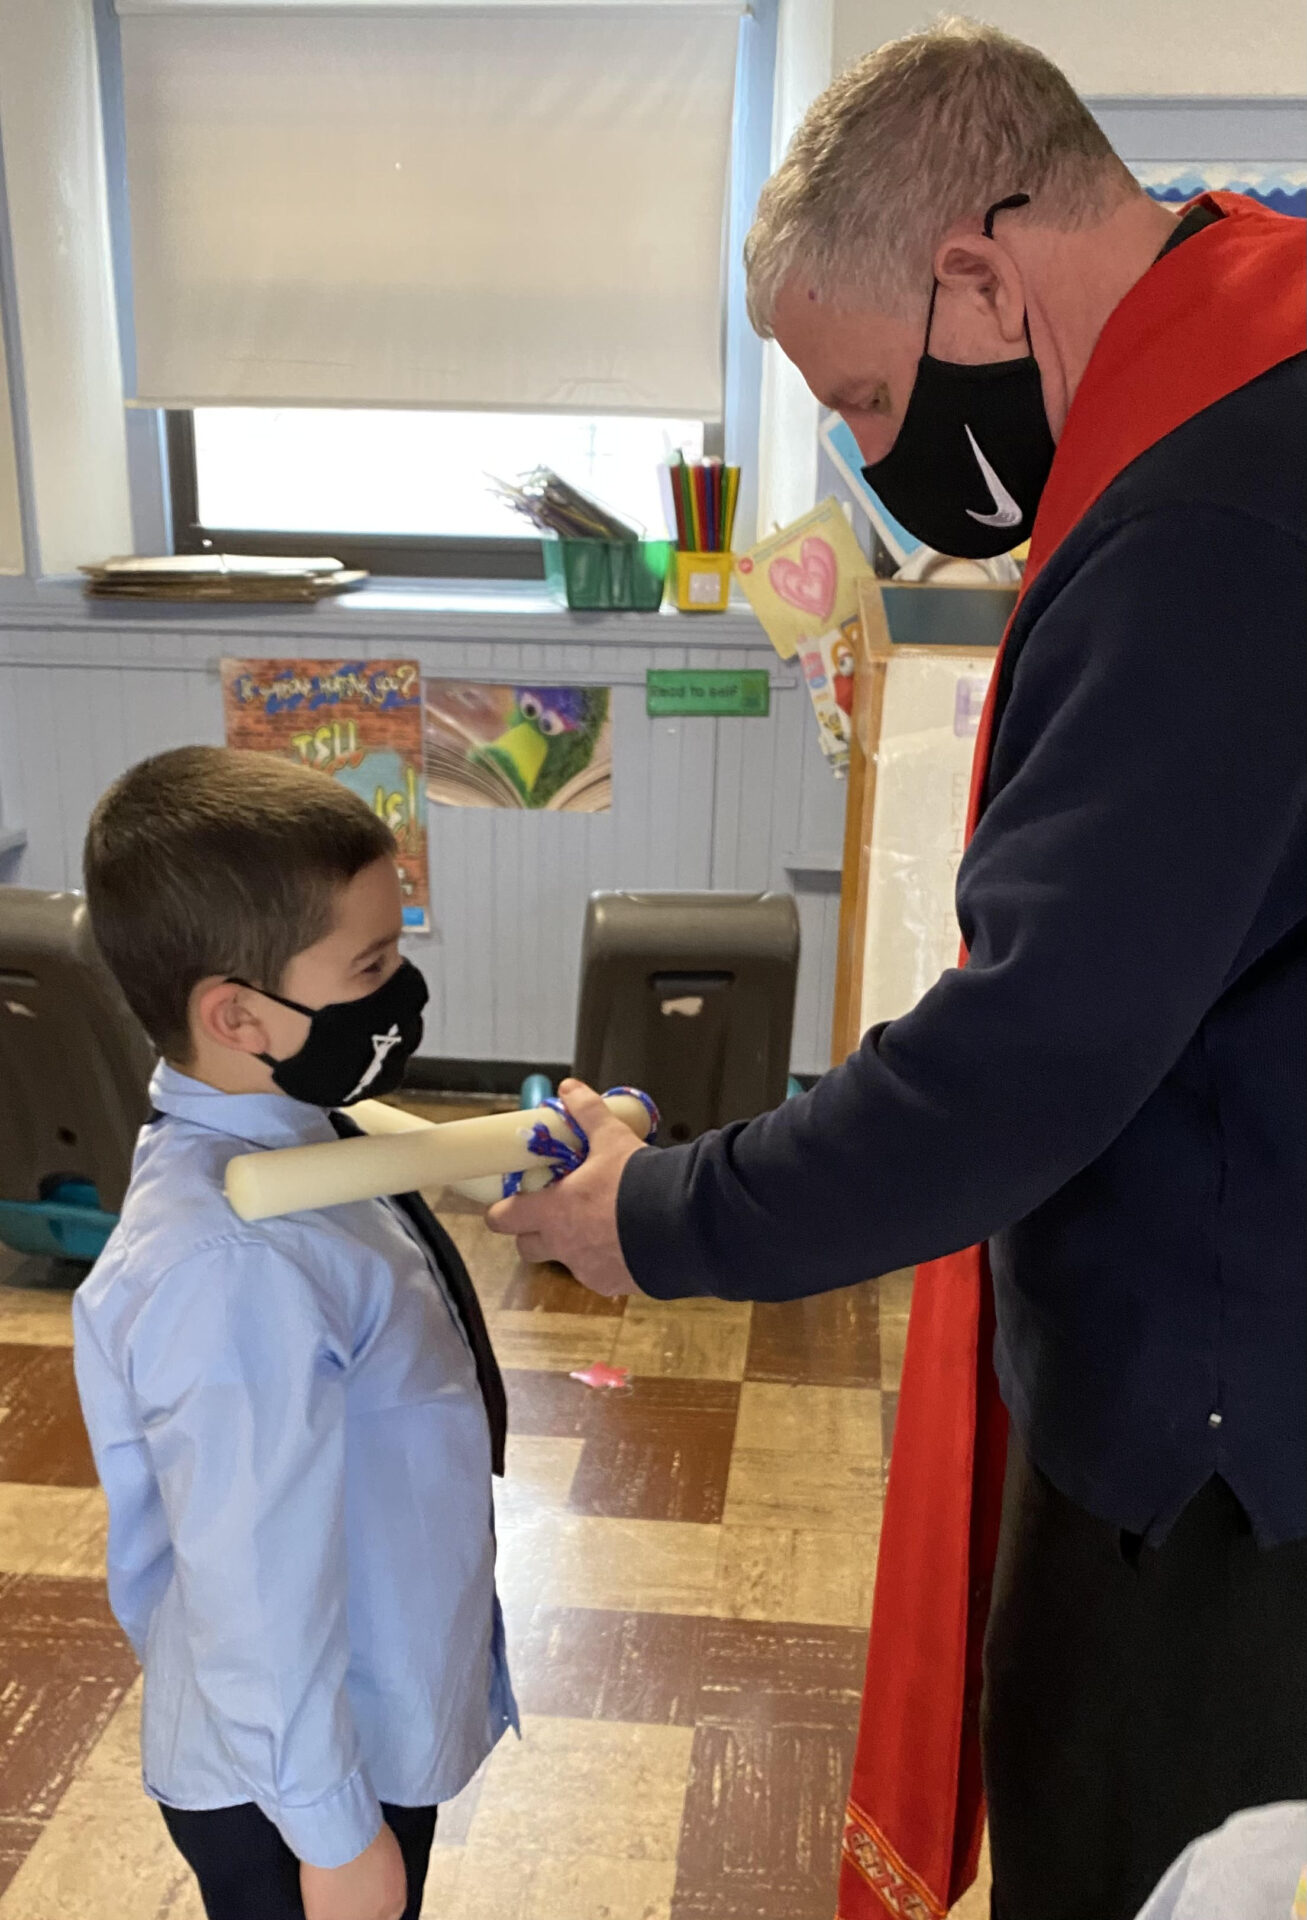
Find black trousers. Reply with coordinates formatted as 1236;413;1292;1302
159;1800;437;1920
982;1439;1307;1920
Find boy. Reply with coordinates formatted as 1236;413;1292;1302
74;746;516;1920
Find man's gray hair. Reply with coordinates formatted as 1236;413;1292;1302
745;17;1138;333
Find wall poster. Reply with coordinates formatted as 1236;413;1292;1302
221;657;429;931
424;681;613;811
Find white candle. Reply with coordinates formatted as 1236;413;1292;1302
225;1093;653;1223
349;1098;438;1137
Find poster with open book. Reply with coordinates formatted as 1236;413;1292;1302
424;681;612;812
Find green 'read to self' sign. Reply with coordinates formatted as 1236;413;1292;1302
646;668;770;719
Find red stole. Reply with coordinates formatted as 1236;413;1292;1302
838;194;1307;1920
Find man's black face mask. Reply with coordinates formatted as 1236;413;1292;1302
861;193;1056;560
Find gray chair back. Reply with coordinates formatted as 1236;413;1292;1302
0;887;153;1212
573;890;800;1144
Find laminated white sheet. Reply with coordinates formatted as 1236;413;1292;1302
858;653;994;1032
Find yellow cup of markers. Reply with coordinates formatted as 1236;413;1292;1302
668;457;741;614
673;550;734;613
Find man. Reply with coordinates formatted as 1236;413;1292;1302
489;22;1306;1920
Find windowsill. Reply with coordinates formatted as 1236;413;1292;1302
0;572;769;646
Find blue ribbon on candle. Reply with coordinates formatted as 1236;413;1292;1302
501;1087;659;1199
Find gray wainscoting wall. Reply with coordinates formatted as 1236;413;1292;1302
0;587;848;1076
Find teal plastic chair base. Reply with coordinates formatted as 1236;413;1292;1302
0;1179;117;1263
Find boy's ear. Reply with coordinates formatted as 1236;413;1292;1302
192;978;272;1057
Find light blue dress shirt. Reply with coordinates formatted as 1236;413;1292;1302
1132;1802;1307;1920
73;1064;517;1869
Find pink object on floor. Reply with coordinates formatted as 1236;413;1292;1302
569;1362;631;1391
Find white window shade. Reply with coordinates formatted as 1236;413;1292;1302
120;6;742;416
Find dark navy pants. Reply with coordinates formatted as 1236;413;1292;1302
983;1439;1307;1920
160;1799;437;1920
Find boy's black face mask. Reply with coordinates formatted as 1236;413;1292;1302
861;193;1056;560
228;958;428;1108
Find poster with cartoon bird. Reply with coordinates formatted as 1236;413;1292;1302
424;681;612;812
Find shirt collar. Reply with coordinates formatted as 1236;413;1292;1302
150;1061;341;1149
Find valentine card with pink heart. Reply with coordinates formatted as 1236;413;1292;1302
734;497;874;660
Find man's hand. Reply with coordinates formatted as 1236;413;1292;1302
486;1079;645;1297
301;1823;407;1920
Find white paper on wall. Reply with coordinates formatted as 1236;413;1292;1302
858;653;993;1032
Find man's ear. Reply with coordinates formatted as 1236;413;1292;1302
192;978;272;1057
933;235;1029;345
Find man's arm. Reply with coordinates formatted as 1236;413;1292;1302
617;505;1307;1300
129;1240;386;1870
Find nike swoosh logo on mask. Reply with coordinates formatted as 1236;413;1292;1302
963;427;1022;529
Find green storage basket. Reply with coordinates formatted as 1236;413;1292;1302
542;538;671;612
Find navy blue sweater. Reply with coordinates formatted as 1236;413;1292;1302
619;352;1307;1546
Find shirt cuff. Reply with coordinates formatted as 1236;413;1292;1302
271;1768;384;1869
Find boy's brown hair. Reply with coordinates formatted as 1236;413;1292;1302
84;746;396;1060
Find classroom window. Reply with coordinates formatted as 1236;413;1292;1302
170;409;707;579
114;1;758;581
